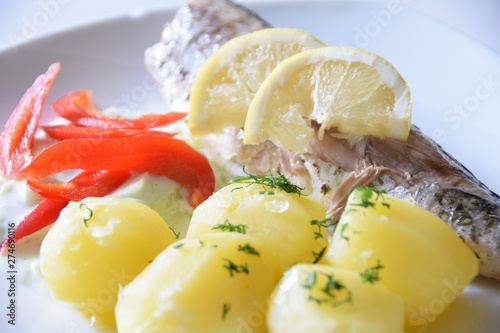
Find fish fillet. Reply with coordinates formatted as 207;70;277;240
144;0;500;280
145;0;270;112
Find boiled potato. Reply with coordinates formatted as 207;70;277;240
268;263;405;333
187;183;327;279
115;232;275;333
322;187;479;330
40;197;177;328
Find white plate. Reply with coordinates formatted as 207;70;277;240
0;1;499;332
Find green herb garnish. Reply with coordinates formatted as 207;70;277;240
312;247;326;264
169;226;180;239
222;303;231;321
231;166;305;196
238;243;260;256
340;223;350;243
343;208;358;216
79;203;93;227
360;260;384;284
352;186;389;209
321;273;347;298
223;259;249;277
311;217;332;240
212;219;247;234
302;271;317;289
303;271;353;307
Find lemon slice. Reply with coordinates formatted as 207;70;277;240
188;28;326;136
243;46;412;152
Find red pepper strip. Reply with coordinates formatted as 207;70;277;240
41;125;176;140
27;169;131;202
51;90;187;129
0;63;60;175
23;135;215;207
0;199;68;253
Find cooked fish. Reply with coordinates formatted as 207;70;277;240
144;0;500;280
145;0;270;112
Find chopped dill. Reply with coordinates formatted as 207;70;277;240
222;303;231;321
303;271;353;307
173;242;184;249
311;217;332;240
212;219;247;234
79;203;93;227
321;273;347;298
351;186;389;210
330;290;353;307
231;186;244;192
307;295;323;305
238;243;260;256
231;166;305;196
302;271;317;289
223;259;249;277
343;208;358;216
360;260;384;284
169;226;180;239
311;217;331;228
308;292;352;307
312;247;326;264
314;231;323;240
340;223;350;243
259;188;275;195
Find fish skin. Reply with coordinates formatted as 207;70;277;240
144;0;500;280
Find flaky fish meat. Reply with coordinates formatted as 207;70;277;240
145;0;500;280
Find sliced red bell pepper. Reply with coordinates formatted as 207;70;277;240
0;63;60;175
41;125;175;140
27;169;131;201
0;199;68;253
23;135;215;207
51;90;187;129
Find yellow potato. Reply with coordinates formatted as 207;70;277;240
115;233;275;333
187;182;328;279
40;197;177;328
322;187;479;330
267;263;405;333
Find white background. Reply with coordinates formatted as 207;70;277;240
0;0;500;54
